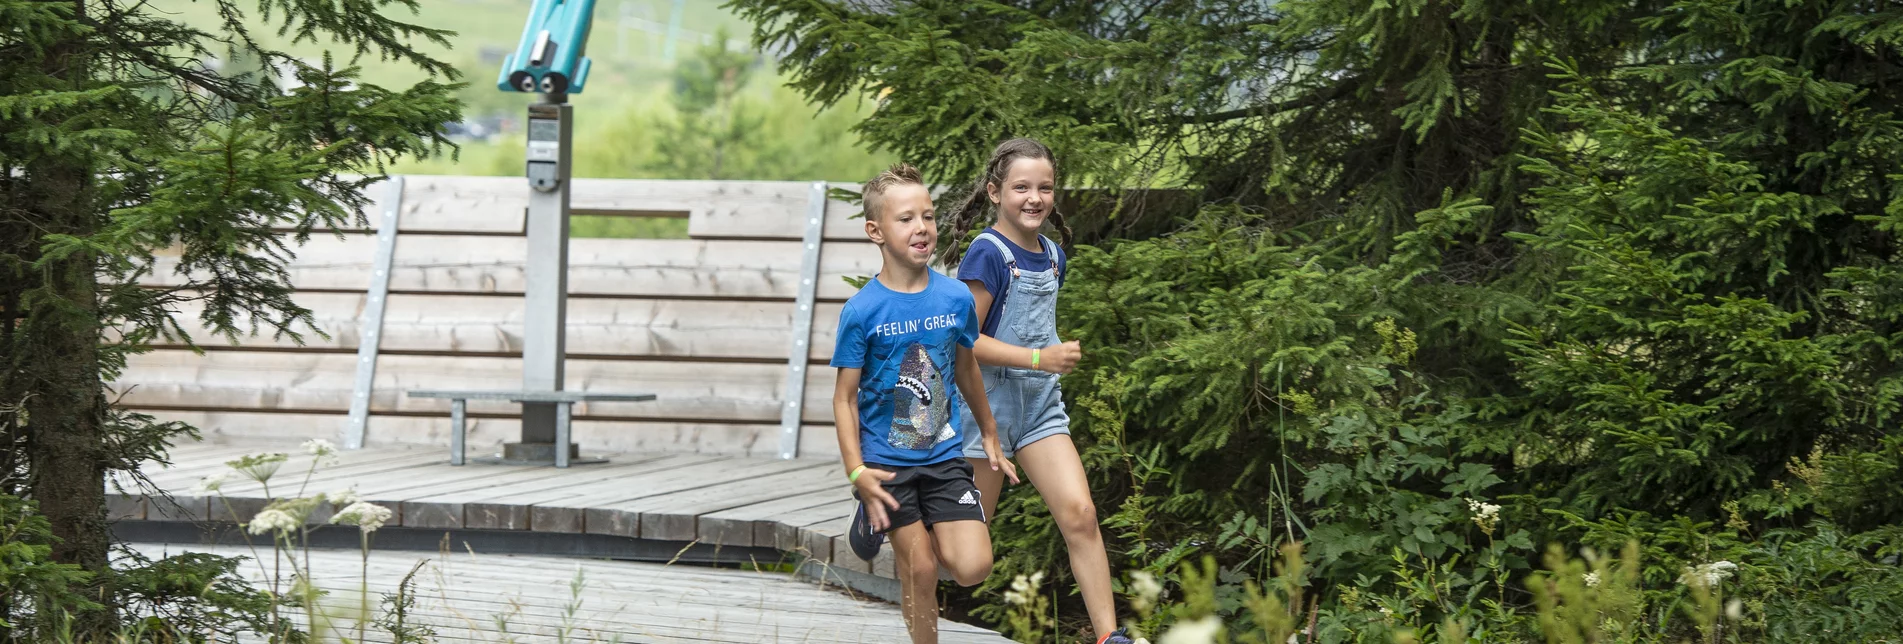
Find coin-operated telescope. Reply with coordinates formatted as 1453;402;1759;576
497;0;597;95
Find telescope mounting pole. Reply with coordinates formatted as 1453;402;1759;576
512;92;574;462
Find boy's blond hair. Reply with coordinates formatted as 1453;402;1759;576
861;163;925;222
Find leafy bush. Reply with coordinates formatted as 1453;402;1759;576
0;494;275;642
974;53;1903;644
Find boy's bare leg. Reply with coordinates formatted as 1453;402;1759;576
930;519;995;587
967;457;1006;521
1018;435;1118;637
889;521;942;644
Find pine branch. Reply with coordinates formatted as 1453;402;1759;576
1149;78;1357;127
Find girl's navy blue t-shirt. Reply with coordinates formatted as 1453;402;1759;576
955;227;1066;337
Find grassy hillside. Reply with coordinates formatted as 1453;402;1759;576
153;0;892;182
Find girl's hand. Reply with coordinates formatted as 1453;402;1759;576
1038;341;1083;374
853;467;900;532
983;435;1021;485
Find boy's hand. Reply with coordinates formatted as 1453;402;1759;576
982;435;1021;485
853;467;900;532
1037;341;1083;374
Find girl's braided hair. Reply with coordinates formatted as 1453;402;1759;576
940;137;1074;266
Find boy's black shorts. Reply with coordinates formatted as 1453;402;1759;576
868;458;986;531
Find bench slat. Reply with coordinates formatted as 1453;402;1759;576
406;390;657;403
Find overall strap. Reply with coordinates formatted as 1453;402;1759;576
973;232;1020;277
1037;234;1064;280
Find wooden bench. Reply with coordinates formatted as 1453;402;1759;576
406;390;656;467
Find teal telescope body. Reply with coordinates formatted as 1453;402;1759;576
498;0;597;94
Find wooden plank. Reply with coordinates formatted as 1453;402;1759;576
146;233;371;290
773;503;855;553
107;494;145;520
157;235;870;297
154;293;833;361
396;175;525;234
455;454;738;532
118;351;791;421
114;445;273;488
141;236;883;301
800;516;847;566
831;533;874;573
682;178;886;243
130;409;844;460
801;365;840;424
696;486;849;548
397;237;876;301
569;458;818;537
400;177;837;236
127;543;1008;643
124;351;846;424
460;454;732;530
631;464;839;542
203;450;446;522
585;179;804;233
397;453;680;529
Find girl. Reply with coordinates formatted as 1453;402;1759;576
949;138;1132;644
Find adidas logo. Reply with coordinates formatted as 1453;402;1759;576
957;490;978;505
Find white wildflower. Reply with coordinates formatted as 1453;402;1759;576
1003;571;1045;606
1678;561;1738;588
1468;498;1502;536
1725;599;1743;621
1129;570;1164;614
1583;571;1601;588
227;453;287;484
1158;615;1222;644
190;471;230;494
330;501;393;534
301;438;339;465
1378;605;1395;619
325;488;360;507
246;508;299;536
1467;499;1501;520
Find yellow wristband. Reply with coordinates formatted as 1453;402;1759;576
1032;348;1041;370
848;464;866;483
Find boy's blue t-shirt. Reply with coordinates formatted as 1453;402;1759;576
830;271;981;467
955;227;1066;337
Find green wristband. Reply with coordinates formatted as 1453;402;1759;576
849;464;866;483
1032;348;1041;370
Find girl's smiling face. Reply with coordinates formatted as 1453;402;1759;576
988;157;1055;236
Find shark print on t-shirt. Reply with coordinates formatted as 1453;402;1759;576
890;343;956;450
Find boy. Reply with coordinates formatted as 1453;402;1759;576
832;164;1019;644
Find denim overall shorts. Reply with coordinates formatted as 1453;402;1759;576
959;232;1070;459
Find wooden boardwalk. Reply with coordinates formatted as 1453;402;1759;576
111;441;910;590
125;542;1007;643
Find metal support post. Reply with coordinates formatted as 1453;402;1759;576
449;398;467;466
555;402;573;469
778;181;828;459
344;177;403;450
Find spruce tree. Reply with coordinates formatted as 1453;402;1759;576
733;0;1903;637
1;0;457;632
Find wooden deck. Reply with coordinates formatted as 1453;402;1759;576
125;542;1007;643
110;441;908;589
